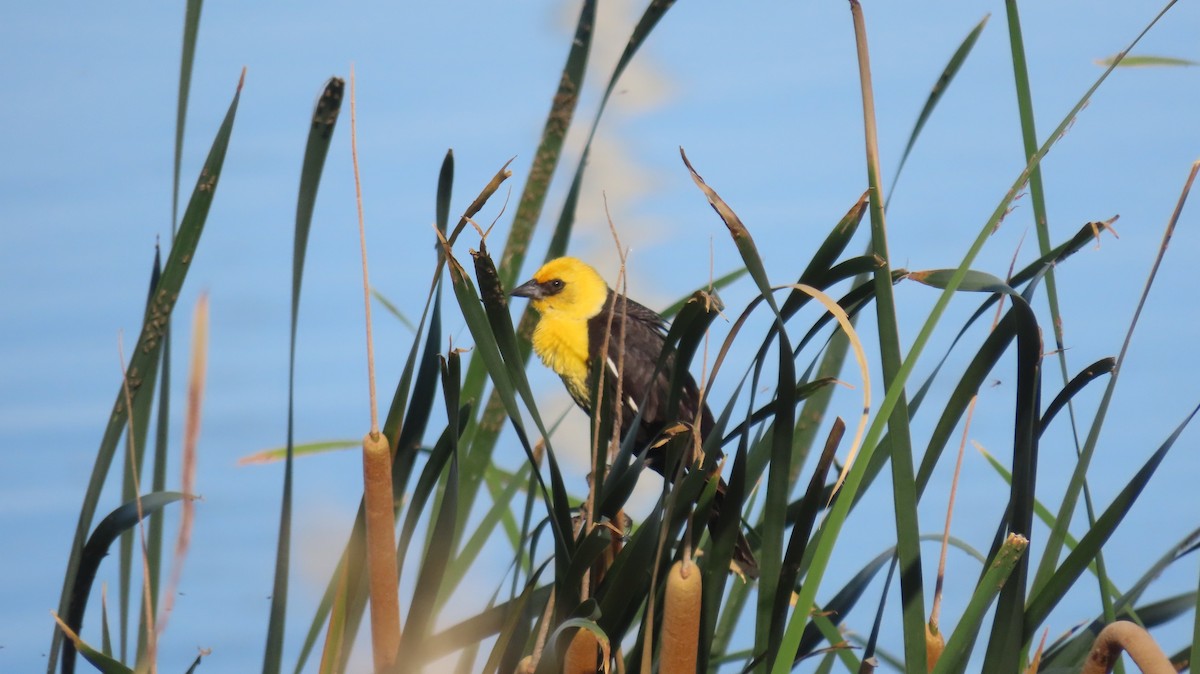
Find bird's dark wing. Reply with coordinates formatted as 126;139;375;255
586;291;714;467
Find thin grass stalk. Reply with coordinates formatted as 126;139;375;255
1002;0;1118;638
847;2;926;670
172;0;203;236
143;255;170;668
128;254;166;664
1192;566;1200;673
117;340;157;674
156;295;207;639
1033;157;1199;608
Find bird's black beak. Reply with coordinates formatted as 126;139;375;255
510;278;545;300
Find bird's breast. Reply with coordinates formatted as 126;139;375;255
532;317;591;404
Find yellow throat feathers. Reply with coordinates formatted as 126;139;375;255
525;257;610;402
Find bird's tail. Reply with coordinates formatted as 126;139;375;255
730;530;760;580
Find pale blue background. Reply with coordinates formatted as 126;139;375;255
2;2;1199;672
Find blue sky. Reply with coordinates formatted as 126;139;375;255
2;2;1199;671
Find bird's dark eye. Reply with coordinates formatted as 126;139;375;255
549;279;565;290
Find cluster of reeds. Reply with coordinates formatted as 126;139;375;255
49;1;1199;673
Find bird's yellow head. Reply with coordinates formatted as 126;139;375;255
510;256;609;321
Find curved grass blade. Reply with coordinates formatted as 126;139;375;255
53;616;133;674
1040;358;1116;431
50;72;243;674
62;492;187;674
262;75;344;674
1040;529;1200;667
908;270;1043;667
778;3;1180;667
779;192;870;322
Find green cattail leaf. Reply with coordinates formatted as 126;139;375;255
264;74;344;674
1096;54;1198;67
63;492;188;674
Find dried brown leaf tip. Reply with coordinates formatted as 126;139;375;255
1088;215;1120;248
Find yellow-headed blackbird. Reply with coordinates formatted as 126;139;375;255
511;256;758;579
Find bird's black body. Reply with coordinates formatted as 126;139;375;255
512;259;759;579
583;291;714;467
